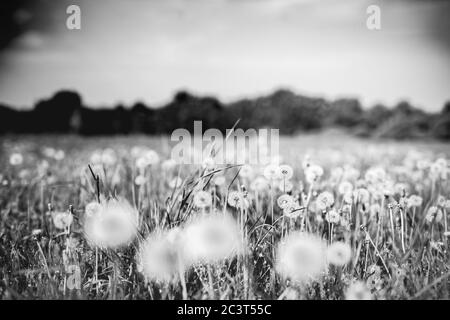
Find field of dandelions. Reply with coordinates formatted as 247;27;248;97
0;133;449;300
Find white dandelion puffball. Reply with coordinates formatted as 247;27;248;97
345;281;372;300
239;165;254;179
202;157;215;170
325;209;340;224
277;194;294;209
52;211;73;230
138;229;183;283
101;148;116;166
9;153;24;166
134;175;146;186
182;213;244;264
54;150;65;161
425;206;443;223
276;232;327;283
250;176;269;192
85;201;102;218
326;242;352;266
354;188;370;204
316;191;334;210
407;195;423;208
168;177;183;189
144;150;160;165
193;190;212;209
305;164;324;184
162;159;177;171
279;164;294;180
283;203;303;219
263;164;281;180
227;191;249;209
84;197;139;249
338;181;353;195
278;180;293;193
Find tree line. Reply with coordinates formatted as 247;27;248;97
0;89;448;139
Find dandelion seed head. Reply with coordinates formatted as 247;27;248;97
276;232;327;283
277;194;294;209
326;242;352;266
193;190;212;209
138;229;182;283
316;191;334;210
325;209;340;224
182;213;244;264
345;281;372;300
9;153;23;166
84;197;139;249
52;211;73;230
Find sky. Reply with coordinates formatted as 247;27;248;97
0;0;449;111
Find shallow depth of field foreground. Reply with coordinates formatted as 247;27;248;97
0;132;449;300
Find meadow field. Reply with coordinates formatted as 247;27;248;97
0;132;449;300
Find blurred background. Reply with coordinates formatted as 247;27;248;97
0;0;449;138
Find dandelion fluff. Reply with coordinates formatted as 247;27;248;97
138;228;183;283
326;242;352;266
84;197;139;249
276;232;327;283
182;212;244;264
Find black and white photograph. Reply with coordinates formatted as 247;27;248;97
0;0;449;307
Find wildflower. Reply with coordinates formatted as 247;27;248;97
169;177;183;189
162;159;177;171
279;164;294;180
407;195;423;208
367;264;382;276
326;242;352;266
277;194;294;209
277;180;292;193
202;157;215;170
305;165;323;184
52;211;73;230
138;229;183;283
43;147;56;158
136;156;149;170
354;188;370;204
437;195;446;207
316;191;334;210
366;274;383;291
90;150;102;164
250;177;269;192
365;167;386;184
227;191;249;209
144;150;160;165
283;203;303;219
263;164;281;180
425;206;443;223
85;201;102;218
338;181;353;195
84;197;139;249
134;175;146;186
193;191;212;209
101;148;116;166
345;281;372;300
325;209;340;224
369;203;381;218
276;232;327;283
343;192;353;204
182;213;243;264
53;149;65;161
9;153;23;166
